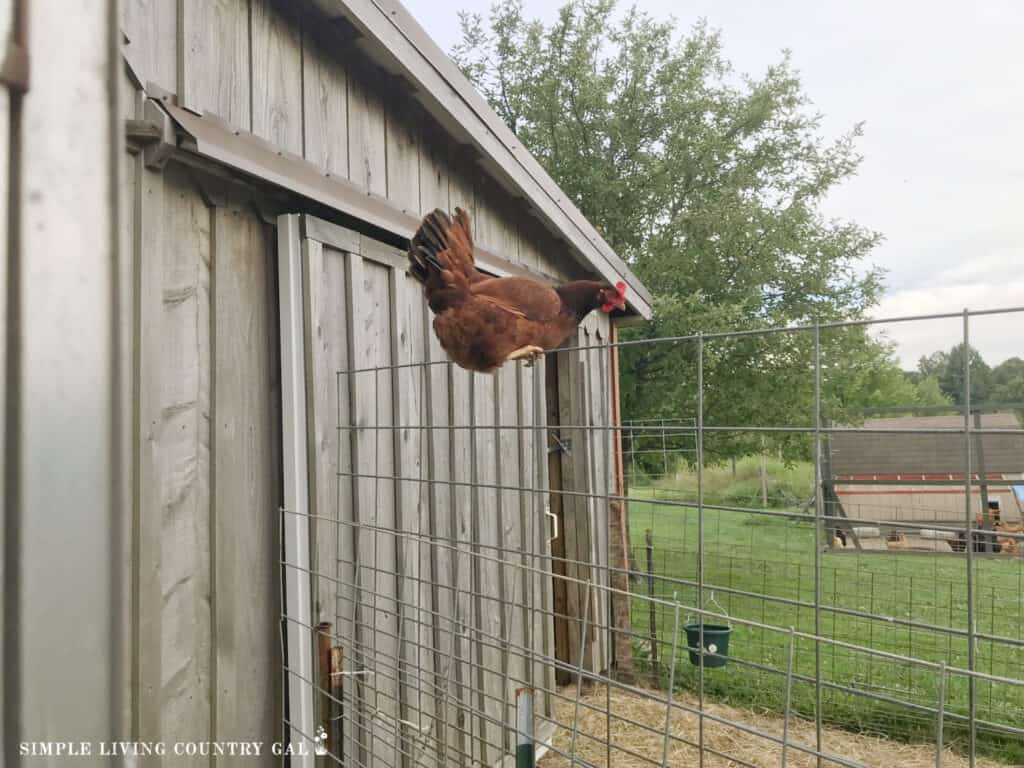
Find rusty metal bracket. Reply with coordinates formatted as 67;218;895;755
0;42;29;94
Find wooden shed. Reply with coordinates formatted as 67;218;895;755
2;0;650;764
829;413;1024;527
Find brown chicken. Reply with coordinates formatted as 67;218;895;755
407;208;627;373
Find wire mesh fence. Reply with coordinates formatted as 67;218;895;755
281;305;1024;767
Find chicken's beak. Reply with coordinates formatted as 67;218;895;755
615;299;627;311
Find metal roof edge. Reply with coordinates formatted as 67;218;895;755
155;96;566;284
327;0;653;319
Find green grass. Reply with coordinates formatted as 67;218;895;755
626;461;1024;764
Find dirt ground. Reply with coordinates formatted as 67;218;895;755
538;684;1007;768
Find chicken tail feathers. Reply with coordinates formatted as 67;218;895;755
407;207;479;286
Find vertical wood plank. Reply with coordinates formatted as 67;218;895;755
349;257;398;768
302;22;349;178
343;249;370;768
497;364;525;750
212;199;279;757
392;265;436;767
251;0;303;155
303;241;352;632
418;130;449;213
423;309;457;763
447;147;476;235
135;163;165;758
449;363;476;766
122;0;178;94
556;343;586;674
472;372;504;762
118;149;139;738
347;76;387;197
158;165;213;756
181;0;250;129
385;102;421;215
532;357;557;718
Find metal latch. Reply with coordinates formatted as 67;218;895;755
548;434;572;456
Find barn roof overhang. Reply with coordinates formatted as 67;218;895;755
306;0;653;320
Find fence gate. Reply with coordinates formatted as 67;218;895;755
277;213;571;767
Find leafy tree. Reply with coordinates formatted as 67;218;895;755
913;375;952;406
932;343;991;405
455;0;896;460
914;350;949;380
991;357;1024;404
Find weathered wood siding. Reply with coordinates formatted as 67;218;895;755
550;316;615;676
119;142;282;761
294;215;568;767
118;0;617;762
119;0;577;281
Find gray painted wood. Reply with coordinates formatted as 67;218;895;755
347;76;387;197
135;163;166;759
385;102;421;215
252;0;303;155
418;129;449;213
302;20;350;179
555;341;587;673
157;164;213;756
342;248;371;767
358;257;400;767
303;240;351;632
472;371;505;763
532;357;557;717
118;149;139;738
212;197;279;756
121;0;178;94
181;0;250;128
449;362;477;766
422;309;457;763
497;365;525;748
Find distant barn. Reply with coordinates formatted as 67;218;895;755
828;412;1024;529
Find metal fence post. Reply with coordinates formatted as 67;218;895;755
661;597;682;768
781;626;797;768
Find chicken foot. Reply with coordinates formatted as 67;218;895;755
504;345;545;367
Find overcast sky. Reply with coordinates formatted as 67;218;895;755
402;0;1023;367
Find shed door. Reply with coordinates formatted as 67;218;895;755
278;213;556;768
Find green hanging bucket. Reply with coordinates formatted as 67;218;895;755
685;593;733;668
684;623;732;667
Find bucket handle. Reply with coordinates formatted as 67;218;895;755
685;591;730;629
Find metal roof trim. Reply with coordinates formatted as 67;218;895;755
157;97;573;284
326;0;653;319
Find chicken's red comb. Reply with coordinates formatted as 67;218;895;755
615;281;626;298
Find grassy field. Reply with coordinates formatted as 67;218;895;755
625;460;1024;763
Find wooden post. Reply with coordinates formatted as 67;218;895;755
330;646;345;761
645;529;659;677
316;622;332;762
609;501;634;682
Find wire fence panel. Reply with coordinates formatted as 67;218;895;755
281;304;1024;768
